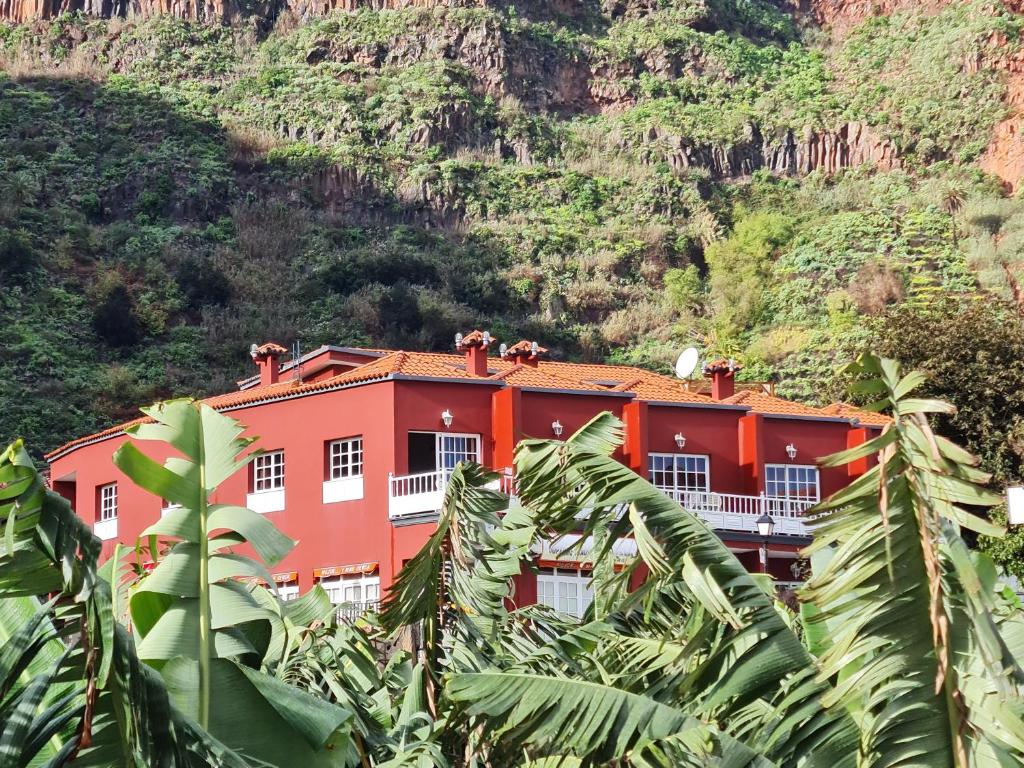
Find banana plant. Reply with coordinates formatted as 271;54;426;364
0;439;249;767
113;399;353;766
384;354;1024;767
804;355;1024;765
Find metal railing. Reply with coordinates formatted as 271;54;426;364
389;469;450;499
336;600;380;623
389;467;517;519
656;488;815;535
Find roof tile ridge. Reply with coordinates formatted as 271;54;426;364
722;390;750;404
489;364;524;381
612;376;645;392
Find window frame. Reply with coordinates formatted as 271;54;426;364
277;582;299;602
647;453;711;496
327;436;364;481
434;432;481;473
98;483;118;521
536;567;594;619
764;464;820;502
319;573;381;606
252;450;285;493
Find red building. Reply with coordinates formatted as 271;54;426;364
45;333;887;617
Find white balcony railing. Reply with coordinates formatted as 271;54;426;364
657;488;814;536
389;467;516;520
388;468;813;535
337;601;380;623
389;470;450;519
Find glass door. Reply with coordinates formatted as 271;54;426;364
435;433;480;474
765;464;820;515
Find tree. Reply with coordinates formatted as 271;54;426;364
705;210;794;341
872;296;1024;575
112;400;353;764
939;182;967;248
386;353;1024;766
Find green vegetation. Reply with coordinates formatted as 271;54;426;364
4;357;1024;765
1;0;1023;460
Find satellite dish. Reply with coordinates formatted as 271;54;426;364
675;347;700;379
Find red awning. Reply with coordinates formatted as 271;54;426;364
272;571;298;583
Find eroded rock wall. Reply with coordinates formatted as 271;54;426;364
637;120;901;179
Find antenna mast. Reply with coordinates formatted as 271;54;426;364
291;340;303;383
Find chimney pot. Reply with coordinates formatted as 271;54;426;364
456;330;495;377
703;358;739;401
503;339;548;368
251;342;287;386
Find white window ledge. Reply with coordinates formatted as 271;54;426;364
95;518;118;541
323;476;364;504
247;489;285;514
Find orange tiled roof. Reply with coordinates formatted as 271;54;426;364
46;347;867;461
820;402;892;427
722;390;840;418
624;379;725;404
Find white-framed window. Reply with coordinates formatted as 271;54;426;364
320;574;380;606
648;454;710;497
765;464;820;512
278;582;299;602
328;437;363;480
437;433;479;472
253;450;285;492
99;483;118;521
537;567;593;619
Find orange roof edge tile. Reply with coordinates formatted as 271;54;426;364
820;402;892;427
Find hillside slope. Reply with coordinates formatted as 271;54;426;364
1;0;1023;456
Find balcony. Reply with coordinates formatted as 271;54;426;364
388;468;811;535
336;600;380;623
388;468;516;520
656;488;813;536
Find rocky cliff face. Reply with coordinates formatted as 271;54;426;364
635;120;900;179
977;31;1024;191
786;0;948;38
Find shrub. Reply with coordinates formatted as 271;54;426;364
848;261;906;315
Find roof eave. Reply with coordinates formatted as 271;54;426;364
762;413;857;424
643;400;751;411
47;374;398;462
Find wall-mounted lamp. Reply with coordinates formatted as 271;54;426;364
551;420;564;437
441;409;454;429
786;443;798;460
674;432;686;449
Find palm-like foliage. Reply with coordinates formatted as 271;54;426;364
3;355;1024;767
113;399;354;766
0;439;247;766
805;356;1024;765
386;353;1024;767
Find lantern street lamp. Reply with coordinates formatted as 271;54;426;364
756;513;775;574
441;409;454;429
551;420;564;437
674;432;686;449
